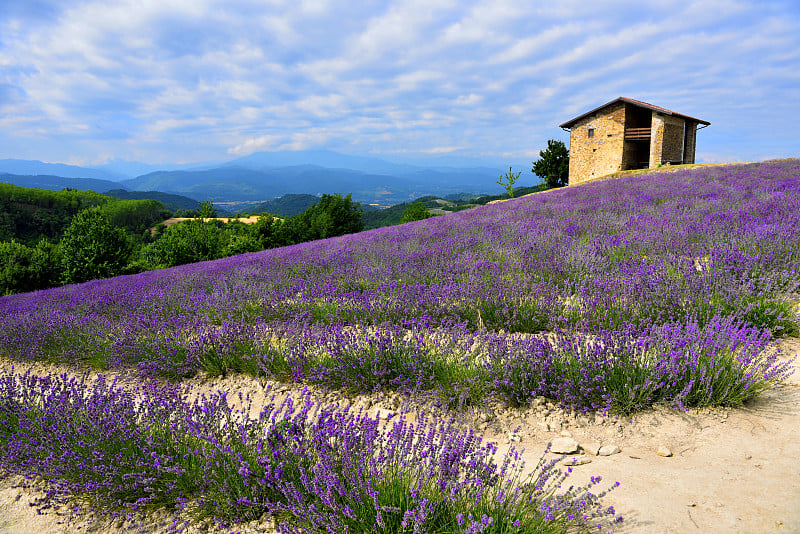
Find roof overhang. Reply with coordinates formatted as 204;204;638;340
559;97;710;129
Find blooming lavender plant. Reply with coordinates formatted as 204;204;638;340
0;369;622;533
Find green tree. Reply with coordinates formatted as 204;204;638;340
138;219;225;270
532;139;570;188
197;200;217;219
496;167;522;198
0;239;62;295
250;215;285;249
222;233;262;256
401;201;432;223
99;199;170;236
60;207;132;283
294;193;363;241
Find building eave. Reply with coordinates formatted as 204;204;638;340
559;97;710;129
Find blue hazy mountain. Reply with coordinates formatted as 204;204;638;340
0;159;123;181
91;159;224;179
120;165;425;204
222;149;418;175
3;150;519;205
0;173;124;193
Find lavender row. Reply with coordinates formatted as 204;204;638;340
12;313;780;415
0;369;621;533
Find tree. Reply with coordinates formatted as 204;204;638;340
60;207;132;283
250;215;285;249
496;167;522;198
532;139;570;188
295;193;363;241
138;219;225;269
401;202;432;223
197;200;217;219
0;239;61;295
99;199;170;235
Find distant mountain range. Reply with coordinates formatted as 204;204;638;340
0;173;124;193
0;150;533;206
0;159;123;181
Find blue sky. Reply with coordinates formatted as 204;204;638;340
1;0;798;167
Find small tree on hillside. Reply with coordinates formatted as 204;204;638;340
138;219;225;269
197;200;217;219
295;193;364;241
496;167;522;198
401;202;432;223
61;207;132;283
532;139;569;188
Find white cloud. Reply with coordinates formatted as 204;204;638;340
420;146;463;154
0;0;798;164
228;135;283;155
454;94;482;105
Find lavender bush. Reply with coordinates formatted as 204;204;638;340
1;160;798;413
0;369;621;533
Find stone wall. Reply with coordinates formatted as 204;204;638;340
683;121;697;164
648;114;664;168
567;102;626;185
660;115;685;164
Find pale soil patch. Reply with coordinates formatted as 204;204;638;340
148;215;274;236
161;216;263;226
1;338;798;534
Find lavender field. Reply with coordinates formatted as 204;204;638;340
2;160;799;532
2;160;798;410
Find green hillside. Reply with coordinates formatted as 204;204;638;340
104;189;200;213
0;183;111;244
0;183;170;245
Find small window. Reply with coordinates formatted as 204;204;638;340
587;128;595;138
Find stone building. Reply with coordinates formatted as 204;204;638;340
559;97;709;186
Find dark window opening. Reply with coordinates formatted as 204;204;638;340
588;128;595;138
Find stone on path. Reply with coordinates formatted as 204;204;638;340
567;455;592;465
598;444;621;456
657;445;673;457
550;437;579;454
581;442;601;456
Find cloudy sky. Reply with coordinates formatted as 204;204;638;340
1;0;798;167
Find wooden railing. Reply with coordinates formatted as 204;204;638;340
624;128;651;140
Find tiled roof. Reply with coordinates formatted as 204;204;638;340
559;97;710;129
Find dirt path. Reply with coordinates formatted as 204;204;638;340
489;337;800;534
1;339;798;534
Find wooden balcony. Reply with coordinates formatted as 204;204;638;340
624;127;651;140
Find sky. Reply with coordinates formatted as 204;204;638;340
1;0;799;168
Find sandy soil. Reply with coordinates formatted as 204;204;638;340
160;216;264;226
1;338;798;534
147;215;269;236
